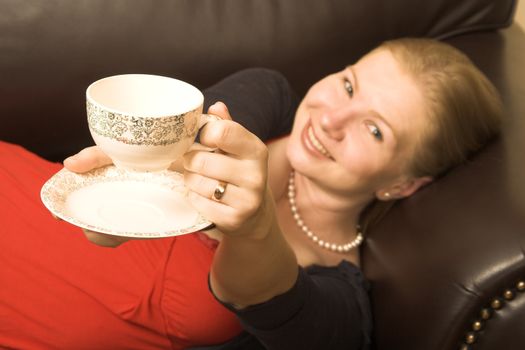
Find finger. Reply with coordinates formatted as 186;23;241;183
184;170;259;208
64;146;113;173
199;120;267;159
207;101;233;121
82;229;129;248
183;149;246;184
202;226;224;240
186;191;240;232
184;150;266;191
168;156;184;173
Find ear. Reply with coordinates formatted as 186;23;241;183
376;176;433;201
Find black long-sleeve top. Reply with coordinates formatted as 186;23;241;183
196;68;372;350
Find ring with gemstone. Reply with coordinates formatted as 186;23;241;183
212;181;227;201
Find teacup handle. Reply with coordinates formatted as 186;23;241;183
199;113;221;127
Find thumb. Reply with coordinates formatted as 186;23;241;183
207;101;233;121
63;146;113;173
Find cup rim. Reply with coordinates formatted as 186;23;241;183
86;74;204;117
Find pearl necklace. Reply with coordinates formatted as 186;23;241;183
287;171;364;253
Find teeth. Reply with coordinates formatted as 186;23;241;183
308;126;332;158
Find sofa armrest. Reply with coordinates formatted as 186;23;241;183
362;24;525;350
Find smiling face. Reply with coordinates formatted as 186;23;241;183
287;48;430;200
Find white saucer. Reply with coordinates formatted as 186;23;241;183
40;165;212;238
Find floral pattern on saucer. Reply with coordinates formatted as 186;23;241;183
40;166;212;238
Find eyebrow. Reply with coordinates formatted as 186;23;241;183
346;65;396;140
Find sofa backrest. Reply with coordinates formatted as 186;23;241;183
0;0;515;161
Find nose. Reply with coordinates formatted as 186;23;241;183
320;107;353;141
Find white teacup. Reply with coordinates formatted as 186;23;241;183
86;74;215;172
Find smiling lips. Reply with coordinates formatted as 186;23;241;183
306;125;333;159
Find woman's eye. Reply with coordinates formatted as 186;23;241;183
366;123;383;141
344;78;354;98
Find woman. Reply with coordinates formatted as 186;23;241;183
0;38;502;349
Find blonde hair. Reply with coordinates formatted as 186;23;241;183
361;38;504;231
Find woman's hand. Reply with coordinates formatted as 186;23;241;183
63;146;130;247
187;103;298;307
63;146;113;173
60;102;233;247
183;102;275;239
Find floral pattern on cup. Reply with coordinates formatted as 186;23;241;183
87;100;199;146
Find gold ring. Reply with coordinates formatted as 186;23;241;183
212;181;227;201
